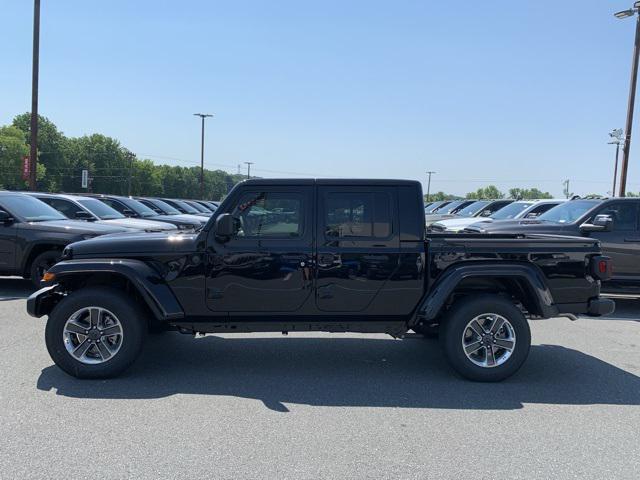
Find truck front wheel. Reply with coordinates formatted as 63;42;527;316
440;295;531;382
45;287;146;379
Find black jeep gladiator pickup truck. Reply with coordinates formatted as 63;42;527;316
27;179;614;381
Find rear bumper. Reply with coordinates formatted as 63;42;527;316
555;297;615;318
587;298;615;317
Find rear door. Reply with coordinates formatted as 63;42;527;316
316;186;399;312
589;200;640;280
0;205;17;273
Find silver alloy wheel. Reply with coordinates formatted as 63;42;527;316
62;307;124;365
461;313;516;368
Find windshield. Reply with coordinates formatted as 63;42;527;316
456;201;490;217
1;195;67;222
538;200;601;224
440;200;468;214
77;198;125;219
169;199;200;214
426;201;447;213
144;199;181;215
186;201;211;213
122;198;158;218
490;202;534;220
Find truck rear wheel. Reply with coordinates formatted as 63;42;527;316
440;295;531;382
45;287;146;379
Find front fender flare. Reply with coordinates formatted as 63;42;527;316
416;262;557;323
33;259;184;321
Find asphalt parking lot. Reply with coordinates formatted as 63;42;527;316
0;278;638;479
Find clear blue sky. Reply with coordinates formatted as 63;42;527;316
1;0;638;197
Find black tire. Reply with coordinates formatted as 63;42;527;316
29;250;61;288
45;287;147;379
440;295;531;382
412;322;439;339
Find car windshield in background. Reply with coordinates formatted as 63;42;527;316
456;200;490;217
490;202;534;220
186;201;211;213
1;195;67;222
77;199;125;220
144;199;181;215
426;201;447;212
171;200;200;214
439;200;466;213
538;200;601;224
123;198;158;217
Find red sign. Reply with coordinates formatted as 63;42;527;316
22;156;30;181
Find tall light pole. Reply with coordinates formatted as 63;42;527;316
193;113;213;199
425;171;435;202
608;128;624;196
29;0;41;191
244;162;254;179
614;2;640;197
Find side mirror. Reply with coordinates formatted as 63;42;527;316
74;211;95;221
122;208;136;217
0;210;14;224
214;213;235;238
580;214;613;232
524;212;540;219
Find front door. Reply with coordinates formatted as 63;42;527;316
316;186;399;312
589;200;640;280
206;187;314;312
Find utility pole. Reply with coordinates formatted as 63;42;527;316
125;149;134;196
562;179;571;199
425;171;435;202
29;0;41;191
244;162;254;179
193;113;213;199
614;3;640;196
608;129;624;196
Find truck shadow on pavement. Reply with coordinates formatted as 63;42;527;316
36;334;640;412
0;278;33;301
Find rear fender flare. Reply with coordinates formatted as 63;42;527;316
416;262;557;323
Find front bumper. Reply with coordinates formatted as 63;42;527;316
26;284;60;318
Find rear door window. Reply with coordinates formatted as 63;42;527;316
323;191;392;239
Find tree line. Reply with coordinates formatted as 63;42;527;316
426;185;556;202
0;113;245;200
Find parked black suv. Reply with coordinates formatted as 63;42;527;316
27;179;613;381
0;192;131;287
463;197;640;295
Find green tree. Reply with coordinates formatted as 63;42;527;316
508;187;553;200
12;113;68;191
466;185;504;199
424;191;460;202
0;126;29;189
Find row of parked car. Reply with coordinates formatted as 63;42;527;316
425;196;640;296
0;191;219;287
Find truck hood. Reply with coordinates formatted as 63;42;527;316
431;216;490;232
155;214;208;225
463;219;567;234
68;231;200;257
20;219;133;235
101;218;177;231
